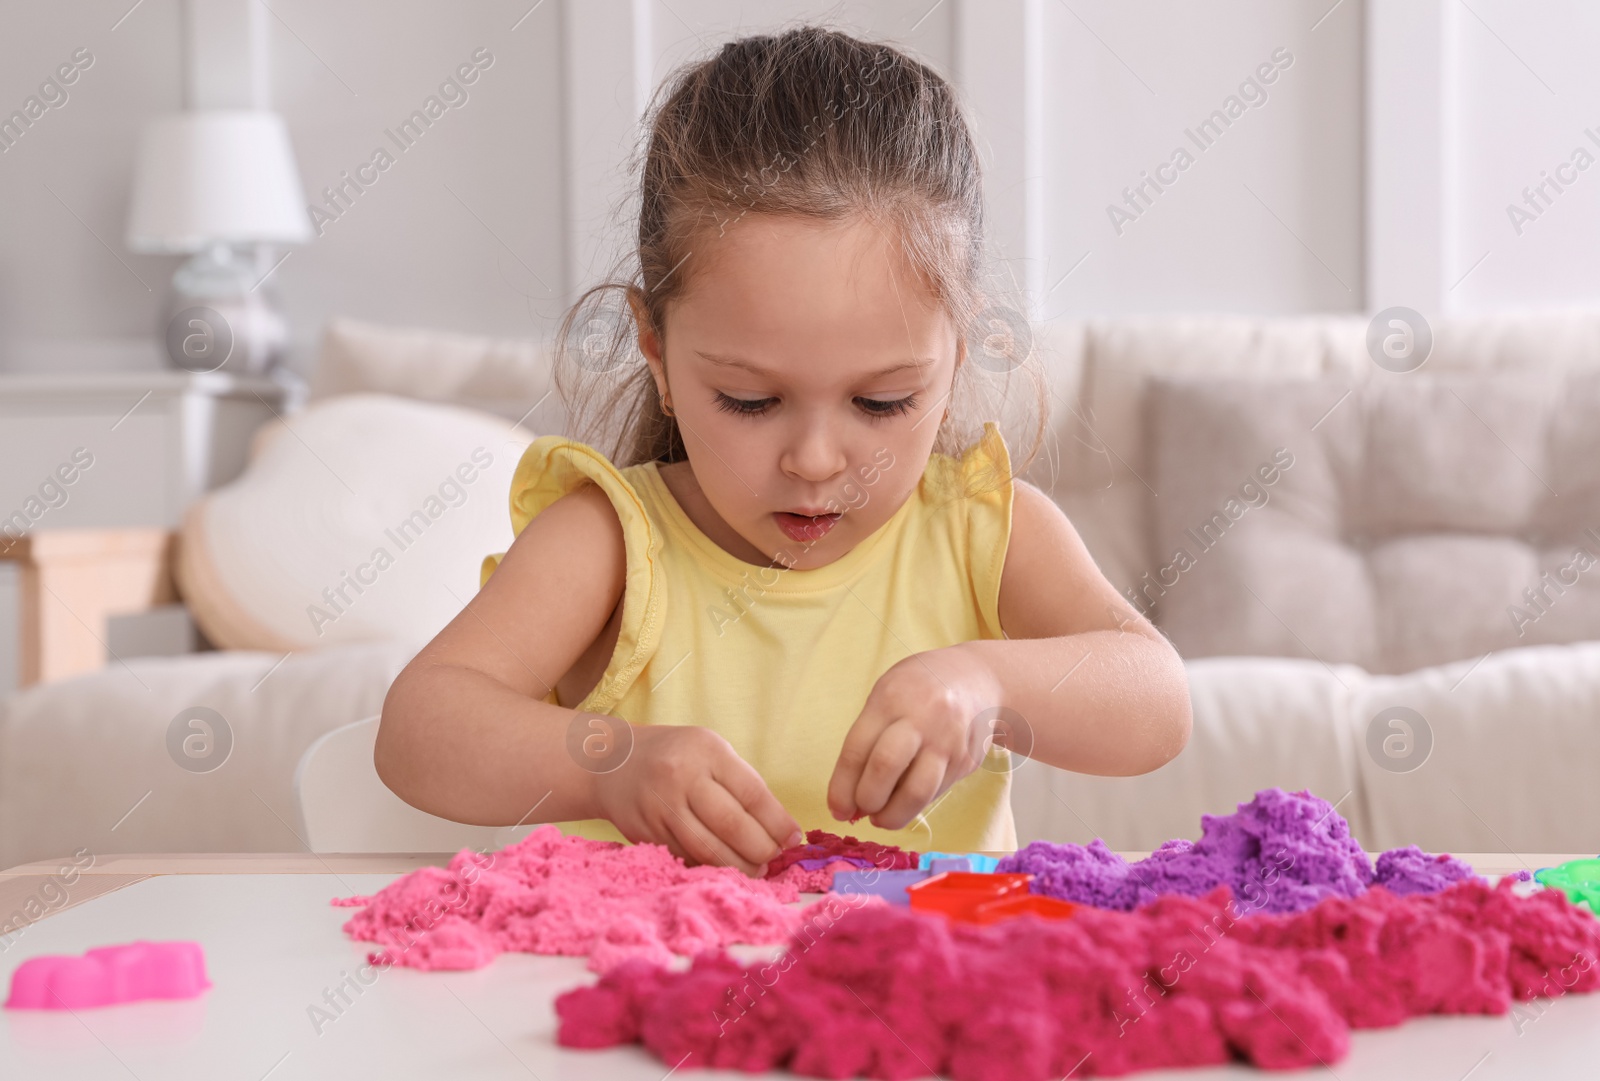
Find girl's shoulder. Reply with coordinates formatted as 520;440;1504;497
480;434;659;587
506;435;650;536
478;434;667;711
919;420;1013;503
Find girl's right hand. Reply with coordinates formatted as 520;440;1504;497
590;723;803;877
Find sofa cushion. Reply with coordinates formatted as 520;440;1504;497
1011;644;1600;854
1144;371;1600;673
1354;641;1600;855
1051;316;1370;588
311;318;560;424
0;641;419;869
1010;655;1365;851
177;394;528;650
1053;310;1600;618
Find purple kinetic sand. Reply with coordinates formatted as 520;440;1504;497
794;856;876;872
1371;845;1479;895
997;788;1476;914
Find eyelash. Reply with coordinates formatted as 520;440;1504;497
713;392;920;420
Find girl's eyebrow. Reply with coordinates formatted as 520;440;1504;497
696;351;930;380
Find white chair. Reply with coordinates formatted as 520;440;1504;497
292;716;507;853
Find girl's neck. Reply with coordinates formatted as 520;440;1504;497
656;460;789;569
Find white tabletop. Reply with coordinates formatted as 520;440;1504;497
0;862;1597;1080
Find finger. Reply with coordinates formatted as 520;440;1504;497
872;750;948;831
851;721;922;818
827;700;895;820
688;779;788;871
653;794;762;877
712;751;803;850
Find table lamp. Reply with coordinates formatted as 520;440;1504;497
126;110;312;375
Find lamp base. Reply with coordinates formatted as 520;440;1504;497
162;244;290;375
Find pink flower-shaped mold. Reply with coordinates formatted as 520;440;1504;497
4;940;211;1009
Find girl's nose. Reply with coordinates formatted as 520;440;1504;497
780;417;849;485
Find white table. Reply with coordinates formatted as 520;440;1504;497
0;853;1595;1080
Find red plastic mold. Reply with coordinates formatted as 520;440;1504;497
969;892;1079;925
905;871;1033;922
4;940;212;1010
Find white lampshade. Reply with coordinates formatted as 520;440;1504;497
126;110;313;253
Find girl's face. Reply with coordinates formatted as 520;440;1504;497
639;214;961;571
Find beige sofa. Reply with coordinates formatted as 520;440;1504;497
1016;311;1600;857
3;312;1598;869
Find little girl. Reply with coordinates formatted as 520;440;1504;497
376;27;1191;877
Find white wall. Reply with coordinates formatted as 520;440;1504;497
1366;0;1600;315
0;0;184;371
268;0;567;352
1038;0;1364;317
562;0;1367;320
3;0;1596;380
1451;0;1600;311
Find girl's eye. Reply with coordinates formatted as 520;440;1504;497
711;392;920;419
857;394;919;419
713;392;776;417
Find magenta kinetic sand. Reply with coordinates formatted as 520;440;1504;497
556;876;1600;1079
997;788;1477;913
765;829;919;892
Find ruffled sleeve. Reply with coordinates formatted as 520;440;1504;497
480;436;664;712
947;421;1014;640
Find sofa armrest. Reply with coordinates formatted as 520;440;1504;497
0;529;177;687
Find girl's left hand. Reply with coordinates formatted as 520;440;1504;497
826;643;1007;831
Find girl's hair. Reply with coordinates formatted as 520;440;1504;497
554;25;1048;490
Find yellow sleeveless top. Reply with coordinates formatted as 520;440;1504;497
480;420;1018;852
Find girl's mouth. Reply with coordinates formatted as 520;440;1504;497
773;511;842;543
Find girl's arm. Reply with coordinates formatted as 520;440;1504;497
828;480;1193;829
961;479;1193;776
375;482;631;826
375;482;801;876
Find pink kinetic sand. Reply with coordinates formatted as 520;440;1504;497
768;859;877;894
998;788;1476;913
333;824;804;974
5;941;211;1010
555;877;1600;1079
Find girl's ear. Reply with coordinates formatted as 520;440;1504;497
954;295;984;375
943;313;966;427
627;286;668;390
